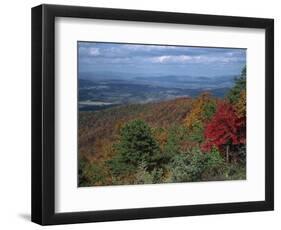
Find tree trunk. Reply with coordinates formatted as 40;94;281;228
226;145;229;163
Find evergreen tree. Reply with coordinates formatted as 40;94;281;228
227;66;246;104
113;119;161;171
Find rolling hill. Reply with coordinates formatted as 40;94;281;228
79;97;193;161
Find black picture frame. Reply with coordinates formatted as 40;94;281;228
31;4;274;225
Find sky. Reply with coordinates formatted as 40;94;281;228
78;42;246;78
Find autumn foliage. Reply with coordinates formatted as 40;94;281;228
78;67;247;186
202;102;246;153
184;92;216;129
234;90;246;118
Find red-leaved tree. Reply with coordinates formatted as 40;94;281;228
202;102;245;162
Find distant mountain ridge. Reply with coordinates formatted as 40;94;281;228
79;71;237;89
79;76;232;111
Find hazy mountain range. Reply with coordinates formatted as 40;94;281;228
79;72;237;111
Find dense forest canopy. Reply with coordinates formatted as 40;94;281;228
78;66;247;186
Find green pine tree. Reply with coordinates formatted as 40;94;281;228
227;66;246;104
111;119;161;173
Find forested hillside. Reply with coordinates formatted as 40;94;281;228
78;67;246;186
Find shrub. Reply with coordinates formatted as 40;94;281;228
167;148;206;182
167;147;226;183
134;161;164;184
223;163;246;180
78;157;111;186
202;147;226;180
166;153;193;182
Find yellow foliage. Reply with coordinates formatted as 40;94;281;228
234;90;246;118
184;92;216;129
100;140;115;161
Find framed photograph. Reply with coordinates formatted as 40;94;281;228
31;4;274;225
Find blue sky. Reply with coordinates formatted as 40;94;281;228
78;42;246;77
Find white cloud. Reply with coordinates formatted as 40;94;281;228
150;54;245;64
89;48;100;56
151;55;192;63
123;44;178;51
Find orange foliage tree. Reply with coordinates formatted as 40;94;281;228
184;92;217;130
